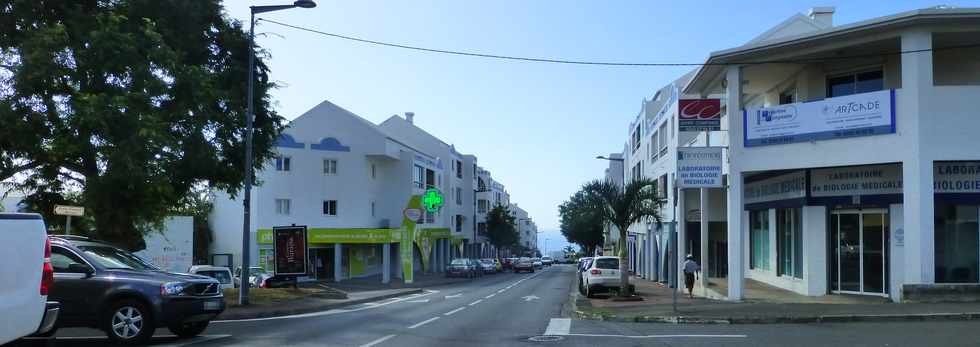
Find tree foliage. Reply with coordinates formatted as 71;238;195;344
485;204;519;253
0;1;284;250
581;178;664;296
558;190;604;255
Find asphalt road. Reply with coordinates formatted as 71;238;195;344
14;265;980;347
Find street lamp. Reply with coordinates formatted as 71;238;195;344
595;155;624;162
240;0;316;307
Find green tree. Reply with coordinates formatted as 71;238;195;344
0;1;284;250
558;190;605;255
485;204;519;255
582;179;663;297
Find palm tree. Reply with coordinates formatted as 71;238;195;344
582;178;663;297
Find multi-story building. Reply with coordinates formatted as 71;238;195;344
510;203;537;252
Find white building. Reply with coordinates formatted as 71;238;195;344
680;6;980;302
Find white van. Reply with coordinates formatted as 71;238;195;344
0;213;59;344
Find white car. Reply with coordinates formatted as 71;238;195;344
541;256;554;266
0;213;59;344
580;256;631;298
188;265;235;290
532;258;543;269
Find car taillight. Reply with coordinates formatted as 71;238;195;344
259;279;267;288
590;269;601;275
40;237;54;295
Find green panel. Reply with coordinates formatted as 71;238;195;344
257;228;397;245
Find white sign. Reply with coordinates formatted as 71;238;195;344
744;171;807;205
810;164;902;197
54;205;84;216
677;147;723;188
403;208;422;221
934;162;980;193
744;89;895;147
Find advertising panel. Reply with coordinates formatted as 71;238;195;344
273;225;308;276
678;99;721;132
744;89;895;147
744;171;807;205
810;164;902;197
676;147;724;188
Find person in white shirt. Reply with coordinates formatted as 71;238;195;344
683;254;700;299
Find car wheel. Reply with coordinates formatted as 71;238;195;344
585;284;594;298
32;326;58;338
103;299;154;345
169;321;209;338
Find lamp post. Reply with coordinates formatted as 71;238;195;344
240;0;316;307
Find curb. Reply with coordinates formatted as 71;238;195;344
217;288;424;321
572;310;980;324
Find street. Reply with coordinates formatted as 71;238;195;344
13;265;980;347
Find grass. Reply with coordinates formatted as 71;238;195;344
222;287;324;307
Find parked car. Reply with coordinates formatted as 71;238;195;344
502;257;515;270
468;259;484;277
513;257;535;273
532;258;544;269
541;256;554;266
188;265;235;290
479;259;497;274
235;266;289;288
46;235;224;345
0;213;59;344
577;257;593;294
581;256;633;298
446;258;478;278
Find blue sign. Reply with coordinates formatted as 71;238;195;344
744;89;895;147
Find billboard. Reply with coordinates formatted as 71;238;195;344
744;89;895;147
273;225;308;276
678;99;721;132
676;147;724;188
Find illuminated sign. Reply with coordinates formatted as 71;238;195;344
422;188;445;213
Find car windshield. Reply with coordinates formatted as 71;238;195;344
79;245;158;271
595;258;619;269
199;270;232;284
250;267;268;275
450;259;467;265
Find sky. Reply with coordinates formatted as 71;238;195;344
223;0;966;254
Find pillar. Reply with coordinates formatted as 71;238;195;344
700;187;709;288
334;243;343;283
676;188;686;295
726;64;745;300
382;243;391;284
901;30;936;285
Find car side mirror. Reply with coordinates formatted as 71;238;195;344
68;263;95;277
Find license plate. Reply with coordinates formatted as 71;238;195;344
204;299;221;311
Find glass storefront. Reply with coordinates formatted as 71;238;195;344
935;204;980;283
749;209;770;270
777;208;803;279
830;209;888;295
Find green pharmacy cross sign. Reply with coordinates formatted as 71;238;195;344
422;188;445;213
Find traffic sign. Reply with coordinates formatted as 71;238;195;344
54;205;84;217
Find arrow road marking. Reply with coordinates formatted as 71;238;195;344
522;295;540;302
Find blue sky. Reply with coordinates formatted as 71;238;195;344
224;0;963;254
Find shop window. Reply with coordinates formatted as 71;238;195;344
777;208;803;278
749;209;771;270
323;159;338;175
275;199;291;215
827;70;883;98
935;204;979;283
275;156;291;171
322;200;338;216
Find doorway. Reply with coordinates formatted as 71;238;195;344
830;209;889;296
310;248;334;281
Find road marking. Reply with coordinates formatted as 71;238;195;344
522;295;540;302
213;290;439;322
158;335;234;347
497;289;506;293
406;299;430;303
408;316;440;329
485;293;495;299
360;334;397;347
445;293;462;299
562;333;747;339
27;335;232;346
543;318;571;336
443;307;466;316
468;299;483;306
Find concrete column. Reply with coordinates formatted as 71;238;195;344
648;229;657;281
676;188;686;295
901;30;936;285
700;187;709;289
804;206;827;296
334;243;343;283
382;243;391;284
726;64;745;301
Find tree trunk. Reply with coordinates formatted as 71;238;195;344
618;228;630;297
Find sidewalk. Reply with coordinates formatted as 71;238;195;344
572;276;980;324
217;287;422;320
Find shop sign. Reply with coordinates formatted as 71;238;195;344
744;171;806;205
423;188;445;213
678;99;721;132
403;208;422;221
810;164;902;197
677;147;723;188
257;228;397;244
273;225;308;276
934;161;980;193
744;89;895;147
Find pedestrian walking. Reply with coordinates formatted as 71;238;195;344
683;254;700;299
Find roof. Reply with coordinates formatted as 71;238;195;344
684;6;980;94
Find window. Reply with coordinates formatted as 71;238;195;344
425;210;435;224
478;200;488;213
650;132;659;161
658;122;668;156
275;156;291;171
477;222;487;236
425;168;435;188
777;208;803;278
371;201;376;217
631;125;641;152
749;209;770;270
594;258;619;269
323;159;337;175
455;187;462;205
779;89;796;105
670;116;675;139
456;160;463;178
827;70;883;98
414;165;424;188
935;204;979;283
322;200;338;216
275;199;291;215
455;215;463;232
79;246;157;270
51;247;86;273
371;164;376;179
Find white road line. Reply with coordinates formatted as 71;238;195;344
562;333;747;339
158;335;234;347
485;293;495;299
468;299;483;306
360;334;397;347
213;290;439;323
408;316;440;329
443;307;466;316
543;318;571;336
497;289;506;293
